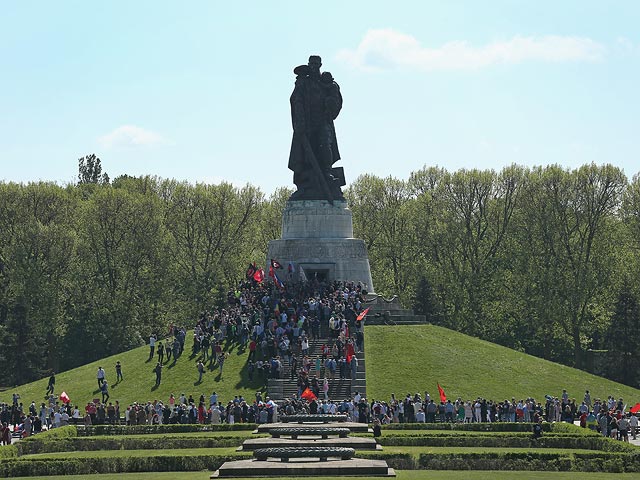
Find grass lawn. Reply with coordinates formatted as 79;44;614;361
8;472;640;480
365;325;640;403
2;331;267;408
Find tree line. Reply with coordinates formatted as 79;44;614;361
0;158;639;388
347;163;640;387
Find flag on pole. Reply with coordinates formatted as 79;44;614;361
253;268;265;283
356;307;370;322
273;271;285;290
437;383;447;403
630;403;640;414
270;259;283;269
299;266;307;282
300;387;317;401
60;391;70;404
246;262;257;280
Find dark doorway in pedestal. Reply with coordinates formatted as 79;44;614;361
305;268;329;282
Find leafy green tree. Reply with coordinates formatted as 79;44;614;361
78;154;109;185
604;282;640;386
0;183;76;383
347;175;416;299
516;164;626;368
162;181;263;317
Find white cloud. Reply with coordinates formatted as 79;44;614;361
337;29;606;71
98;125;168;148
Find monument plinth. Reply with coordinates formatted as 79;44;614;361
267;200;374;291
265;54;373;290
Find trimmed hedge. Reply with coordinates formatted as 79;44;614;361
21;425;77;442
16;436;245;455
0;446;17;460
416;451;640;472
0;454;242;477
418;451;574;471
76;423;256;436
378;434;636;452
382;422;552;432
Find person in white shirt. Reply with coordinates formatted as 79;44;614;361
416;409;426;422
53;411;62;428
629;414;638;440
149;334;157;359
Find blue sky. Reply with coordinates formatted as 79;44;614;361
1;1;639;193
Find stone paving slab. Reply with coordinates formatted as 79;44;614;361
240;436;381;450
212;458;395;477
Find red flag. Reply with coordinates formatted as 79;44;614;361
300;387;317;401
253;268;265;283
246;262;257;280
630;403;640;414
356;307;370;322
60;391;70;404
437;383;447;403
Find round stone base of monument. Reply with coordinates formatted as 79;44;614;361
240;436;381;450
266;199;374;291
256;421;372;434
211;458;395;477
267;238;373;291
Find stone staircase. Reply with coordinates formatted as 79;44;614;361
363;294;427;325
267;327;367;401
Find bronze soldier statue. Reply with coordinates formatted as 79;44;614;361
288;55;346;203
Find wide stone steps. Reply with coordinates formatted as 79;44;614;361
268;336;366;401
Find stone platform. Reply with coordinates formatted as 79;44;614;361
240;436;381;450
256;421;372;434
266;200;374;290
212;458;395;477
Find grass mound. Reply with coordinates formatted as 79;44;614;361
365;325;640;403
5;332;264;408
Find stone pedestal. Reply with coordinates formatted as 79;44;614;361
266;200;374;292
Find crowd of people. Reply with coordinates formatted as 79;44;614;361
2;278;638;446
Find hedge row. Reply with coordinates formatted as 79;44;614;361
3;450;640;476
0;454;241;477
16;436;245;455
417;451;640;472
21;426;77;442
382;422;553;432
76;423;256;436
378;434;636;452
0;447;17;460
361;451;640;472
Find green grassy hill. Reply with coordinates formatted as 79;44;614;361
4;334;264;408
365;324;640;404
7;324;640;409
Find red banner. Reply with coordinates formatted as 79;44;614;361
437;383;447;403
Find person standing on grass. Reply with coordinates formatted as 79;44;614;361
46;372;55;395
115;361;123;383
218;353;228;378
154;362;163;386
149;334;157;359
101;381;110;403
157;341;164;364
96;367;106;388
197;360;205;383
